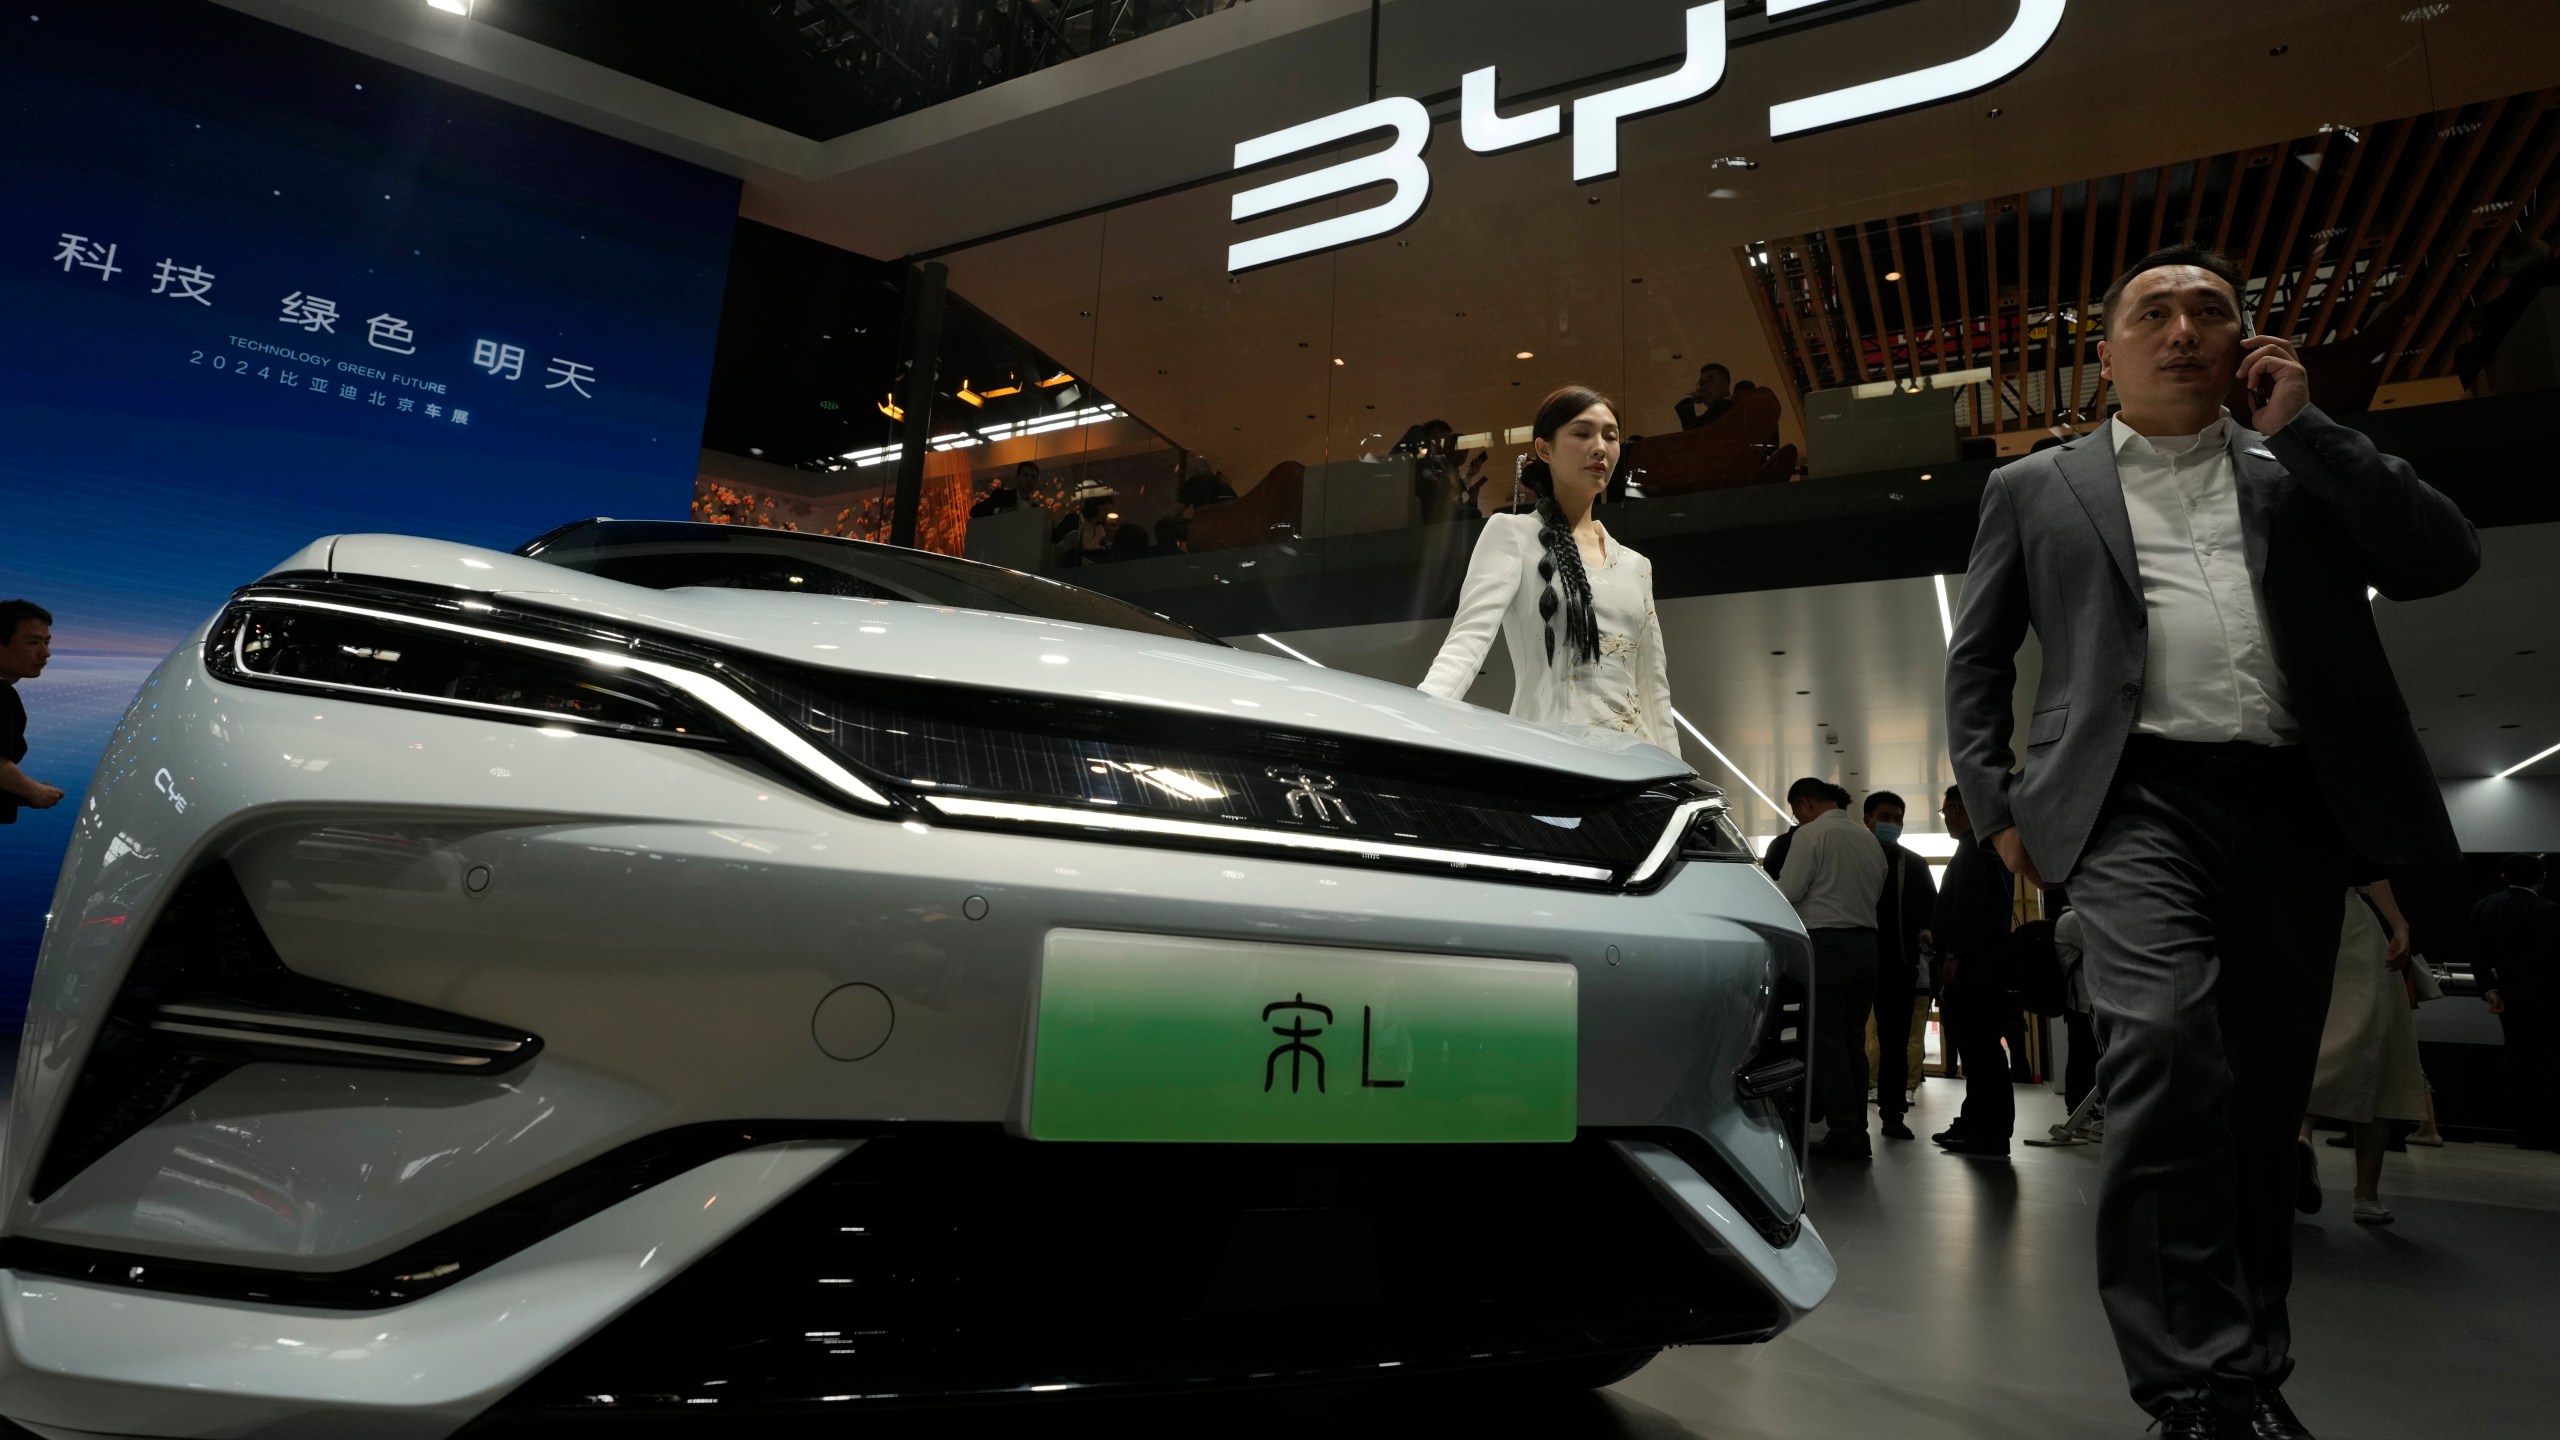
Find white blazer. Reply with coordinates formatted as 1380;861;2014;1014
1419;513;1679;754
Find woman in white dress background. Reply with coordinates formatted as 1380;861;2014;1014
1418;386;1678;756
2300;881;2427;1225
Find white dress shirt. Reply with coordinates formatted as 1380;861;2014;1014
2111;412;2299;745
1776;808;1887;931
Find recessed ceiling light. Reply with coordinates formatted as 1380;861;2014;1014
1884;270;1904;282
749;447;764;456
1515;350;1535;360
1333;357;1345;366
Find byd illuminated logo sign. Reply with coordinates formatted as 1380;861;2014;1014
1227;0;2065;272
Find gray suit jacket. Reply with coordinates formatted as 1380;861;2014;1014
1944;405;2477;881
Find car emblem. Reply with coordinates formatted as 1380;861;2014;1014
1267;766;1355;825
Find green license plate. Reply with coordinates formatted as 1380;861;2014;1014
1028;929;1576;1143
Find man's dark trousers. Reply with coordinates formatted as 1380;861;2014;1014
1808;927;1878;1138
1874;975;1917;1121
2068;739;2351;1418
1944;981;2016;1141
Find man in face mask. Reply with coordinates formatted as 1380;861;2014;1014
1864;791;1938;1140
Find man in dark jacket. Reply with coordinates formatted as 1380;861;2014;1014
1930;785;2017;1158
1863;790;1938;1141
2471;853;2560;1149
0;600;62;825
1944;245;2477;1437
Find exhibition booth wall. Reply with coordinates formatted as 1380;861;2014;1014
0;2;740;1015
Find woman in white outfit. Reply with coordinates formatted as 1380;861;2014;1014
2300;881;2427;1225
1419;386;1677;754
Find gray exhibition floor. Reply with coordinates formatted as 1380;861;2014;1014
1;1075;2551;1438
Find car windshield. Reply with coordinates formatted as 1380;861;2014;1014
517;519;1216;644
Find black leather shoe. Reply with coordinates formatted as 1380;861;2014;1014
1810;1132;1873;1160
1880;1116;1916;1140
2294;1138;2323;1215
2151;1398;2241;1438
1939;1135;2011;1159
2250;1388;2315;1439
1930;1126;1969;1148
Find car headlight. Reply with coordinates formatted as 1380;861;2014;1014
1679;800;1755;862
207;583;897;811
211;597;717;740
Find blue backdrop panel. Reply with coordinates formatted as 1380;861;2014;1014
0;2;741;1019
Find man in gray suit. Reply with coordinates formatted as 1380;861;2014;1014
1944;245;2476;1439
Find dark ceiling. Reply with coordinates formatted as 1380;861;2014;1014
471;0;1241;142
703;220;1120;470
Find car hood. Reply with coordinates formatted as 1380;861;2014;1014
292;535;1694;786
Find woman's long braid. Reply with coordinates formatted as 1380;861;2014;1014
1533;492;1600;670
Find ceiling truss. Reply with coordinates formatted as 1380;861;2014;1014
1741;86;2560;438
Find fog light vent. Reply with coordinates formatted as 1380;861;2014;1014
30;863;541;1202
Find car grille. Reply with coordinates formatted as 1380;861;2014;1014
472;1132;1785;1423
727;660;1700;886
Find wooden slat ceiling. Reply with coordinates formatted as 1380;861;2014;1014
1741;86;2560;439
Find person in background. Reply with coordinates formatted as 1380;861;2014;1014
1762;779;1848;882
1050;485;1119;567
2471;853;2560;1150
2301;882;2424;1225
1674;363;1735;431
1864;790;1938;1140
0;600;62;826
1774;777;1887;1160
970;461;1032;518
2054;898;2101;1119
1162;462;1236;554
1931;784;2016;1158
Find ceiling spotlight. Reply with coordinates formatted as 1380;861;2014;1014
749;447;764;457
1711;156;1759;170
1333;357;1346;366
1884;270;1904;282
1515;350;1535;360
426;0;472;14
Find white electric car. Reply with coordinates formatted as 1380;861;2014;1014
0;519;1830;1438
